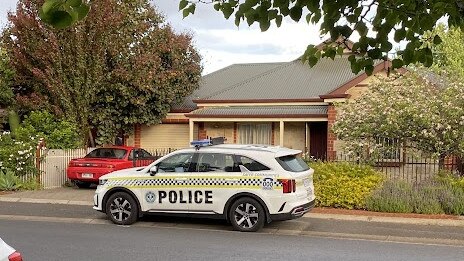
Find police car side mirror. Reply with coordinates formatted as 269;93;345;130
149;165;158;176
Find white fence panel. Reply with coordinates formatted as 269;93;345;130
39;148;91;189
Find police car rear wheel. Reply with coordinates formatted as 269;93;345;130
106;192;139;225
229;197;265;232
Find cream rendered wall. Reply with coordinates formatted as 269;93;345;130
346;71;387;100
282;122;306;151
126;134;135;146
140;123;197;149
204;122;234;143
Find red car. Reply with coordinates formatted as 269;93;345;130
67;146;156;188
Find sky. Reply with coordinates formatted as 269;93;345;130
0;0;324;75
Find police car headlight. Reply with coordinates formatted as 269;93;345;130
99;179;108;186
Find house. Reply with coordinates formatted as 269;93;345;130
125;39;394;159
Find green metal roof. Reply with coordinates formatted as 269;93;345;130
172;56;376;111
186;105;328;117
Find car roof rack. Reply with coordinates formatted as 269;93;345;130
190;137;226;150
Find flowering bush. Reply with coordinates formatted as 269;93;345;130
0;131;38;176
333;72;464;163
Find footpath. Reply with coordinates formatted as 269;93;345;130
1;187;464;246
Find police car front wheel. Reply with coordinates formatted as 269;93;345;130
229;197;265;232
105;192;139;225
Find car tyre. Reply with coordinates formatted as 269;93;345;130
105;192;139;225
229;197;265;232
74;181;91;189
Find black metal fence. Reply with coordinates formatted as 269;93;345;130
306;151;462;183
138;147;462;183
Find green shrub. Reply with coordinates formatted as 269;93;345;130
310;161;384;209
412;181;444;214
433;172;464;215
366;177;464;215
366;180;414;213
15;110;81;149
0;169;22;191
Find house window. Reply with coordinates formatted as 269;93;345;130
238;123;272;145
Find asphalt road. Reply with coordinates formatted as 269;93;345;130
1;202;464;243
1;219;463;261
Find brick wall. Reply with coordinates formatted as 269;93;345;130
134;124;141;147
198;123;207;139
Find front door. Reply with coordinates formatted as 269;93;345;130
141;152;196;213
309;122;328;160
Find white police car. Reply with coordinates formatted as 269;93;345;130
93;138;315;232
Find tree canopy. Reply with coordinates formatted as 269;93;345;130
4;0;202;146
179;0;463;74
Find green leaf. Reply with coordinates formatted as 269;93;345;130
311;11;321;23
433;35;442;45
368;48;382;59
308;56;318;67
364;64;374;75
394;28;406;42
74;3;90;20
275;14;282;27
222;3;234;19
42;0;60;15
348;54;356;62
259;18;271;31
403;48;414;64
289;6;302;22
268;9;278;20
182;8;190;18
49;10;74;29
179;0;189;11
356;22;368;37
391;59;403;69
67;0;82;8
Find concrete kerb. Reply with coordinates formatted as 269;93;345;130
0;197;93;206
303;212;464;227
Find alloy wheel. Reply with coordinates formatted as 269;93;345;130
109;197;132;222
234;202;259;229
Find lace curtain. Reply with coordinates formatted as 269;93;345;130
238;123;272;145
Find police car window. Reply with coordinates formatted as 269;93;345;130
276;155;309;172
237;156;270;171
197;153;239;172
157;153;194;173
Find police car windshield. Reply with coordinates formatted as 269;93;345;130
276;155;309;172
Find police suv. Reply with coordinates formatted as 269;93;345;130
93;139;316;232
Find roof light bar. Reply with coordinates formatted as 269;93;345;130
190;137;226;149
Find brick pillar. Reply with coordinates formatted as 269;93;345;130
198;122;207;139
327;104;337;160
134;124;141;147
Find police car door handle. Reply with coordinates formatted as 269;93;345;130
175;178;188;181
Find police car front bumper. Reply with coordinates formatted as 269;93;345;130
270;199;315;221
